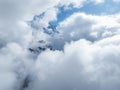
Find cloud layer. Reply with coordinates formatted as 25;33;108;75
0;0;120;90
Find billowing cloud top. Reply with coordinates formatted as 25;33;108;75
0;0;120;90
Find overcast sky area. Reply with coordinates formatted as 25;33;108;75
1;0;120;90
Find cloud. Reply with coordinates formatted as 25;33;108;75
59;0;104;8
0;0;120;90
0;0;60;47
1;35;120;90
25;36;120;90
50;13;120;49
0;42;35;90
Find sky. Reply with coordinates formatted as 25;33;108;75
50;0;120;25
0;0;120;90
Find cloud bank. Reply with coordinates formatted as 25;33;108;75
0;0;120;90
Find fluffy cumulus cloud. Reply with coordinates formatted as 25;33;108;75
30;37;120;90
0;0;120;90
50;13;120;49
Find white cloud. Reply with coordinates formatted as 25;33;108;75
59;0;104;8
0;0;120;90
26;36;120;90
0;42;34;90
59;0;86;8
0;0;107;48
52;13;120;49
1;35;120;90
0;0;60;48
